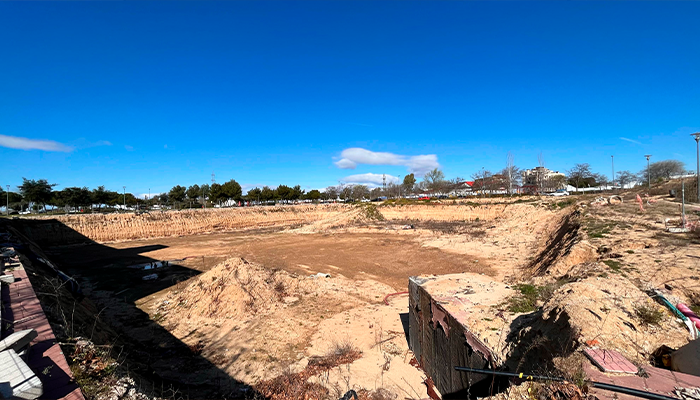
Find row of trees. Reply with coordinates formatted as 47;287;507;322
567;159;686;191
1;159;689;212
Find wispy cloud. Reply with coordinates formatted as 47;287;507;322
334;148;439;176
124;145;134;151
619;137;642;145
0;134;73;152
339;173;400;187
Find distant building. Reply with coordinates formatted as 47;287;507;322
449;181;475;196
521;167;566;193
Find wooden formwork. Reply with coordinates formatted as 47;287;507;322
408;274;512;397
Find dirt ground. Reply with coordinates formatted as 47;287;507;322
33;193;700;400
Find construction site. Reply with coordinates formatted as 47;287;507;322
2;188;700;400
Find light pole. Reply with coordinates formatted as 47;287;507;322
611;155;615;190
692;133;700;202
398;176;402;199
6;185;9;216
123;186;126;211
644;155;651;190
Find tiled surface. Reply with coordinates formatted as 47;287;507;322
584;348;639;374
3;265;85;400
0;349;43;399
584;358;700;400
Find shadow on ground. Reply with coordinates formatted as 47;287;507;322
3;218;252;399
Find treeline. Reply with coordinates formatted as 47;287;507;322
1;159;689;213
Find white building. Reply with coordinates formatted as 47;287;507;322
521;167;566;193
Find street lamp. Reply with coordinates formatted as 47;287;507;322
692;133;700;202
644;155;651;190
123;186;126;211
611;155;615;190
398;176;402;199
6;185;9;216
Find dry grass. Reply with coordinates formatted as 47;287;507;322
256;342;362;400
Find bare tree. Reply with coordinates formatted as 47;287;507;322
642;160;686;181
423;168;446;193
351;184;369;201
502;152;520;194
567;163;592;193
616;170;635;188
325;186;339;200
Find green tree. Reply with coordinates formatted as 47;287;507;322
169;185;186;202
19;178;56;211
186;184;201;201
276;185;294;201
91;186;111;210
200;184;210;206
1;187;23;212
260;186;276;202
209;183;223;204
221;179;243;202
247;187;262;202
55;187;92;211
402;173;416;193
305;189;322;201
292;185;304;200
169;185;187;209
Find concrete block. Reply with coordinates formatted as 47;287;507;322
0;349;43;399
0;274;15;284
0;329;38;353
408;273;512;396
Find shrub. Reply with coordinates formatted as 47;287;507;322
634;303;665;326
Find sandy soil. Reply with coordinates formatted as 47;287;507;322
39;195;700;399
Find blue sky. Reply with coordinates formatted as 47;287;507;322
1;1;699;196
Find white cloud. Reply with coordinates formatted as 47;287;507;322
0;134;73;152
620;137;642;145
124;145;134;151
339;173;400;187
334;148;439;176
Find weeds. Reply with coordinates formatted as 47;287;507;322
634;303;665;326
357;204;385;221
505;281;569;314
585;219;617;238
602;259;622;273
256;341;362;400
506;284;539;313
549;198;576;210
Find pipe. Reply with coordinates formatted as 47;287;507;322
383;291;408;305
454;366;678;400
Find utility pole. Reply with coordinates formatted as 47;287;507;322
611;155;615;191
644;155;652;190
398;176;402;199
123;186;126;211
682;179;686;229
692;133;700;202
6;185;9;216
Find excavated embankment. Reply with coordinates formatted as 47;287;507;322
13;204;351;245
